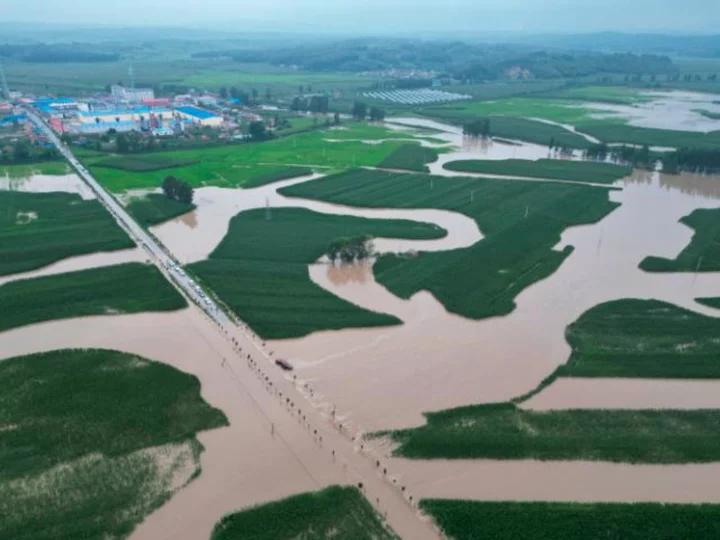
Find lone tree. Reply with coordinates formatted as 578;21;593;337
351;101;368;120
249;120;267;141
369;107;386;122
162;175;194;204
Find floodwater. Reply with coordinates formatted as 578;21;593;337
523;378;720;411
584;90;720;132
0;172;95;200
152;173;481;263
388;457;720;504
0;308;438;540
269;169;720;432
0;248;147;286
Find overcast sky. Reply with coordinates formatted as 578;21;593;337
3;0;719;33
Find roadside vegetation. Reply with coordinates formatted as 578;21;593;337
211;486;398;540
443;158;631;184
0;191;133;276
127;193;196;226
561;299;720;378
382;402;720;462
0;263;186;332
378;144;439;172
421;500;720;540
640;207;720;272
280;169;618;320
189;207;445;339
0;348;227;540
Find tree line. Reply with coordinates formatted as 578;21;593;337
161;176;194;205
0;44;119;63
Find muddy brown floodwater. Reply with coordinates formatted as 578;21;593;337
152;173;482;263
0;172;95;199
270;168;720;433
584;90;720;132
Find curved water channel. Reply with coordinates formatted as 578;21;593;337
2;112;720;524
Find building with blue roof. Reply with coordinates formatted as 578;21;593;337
175;106;223;126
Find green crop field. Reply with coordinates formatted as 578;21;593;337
698;297;720;309
382;402;720;462
0;263;187;332
378;144;439;172
443;158;632;184
423;97;603;125
242;166;313;188
560;299;720;378
576;123;720;149
94;155;199;172
540;85;653;104
0;348;227;540
88;124;415;192
1;161;70;177
421;500;720;540
280;169;618;320
190;207;445;338
640;207;720;272
0;191;134;276
127;193;196;226
419;111;595;149
211;486;397;540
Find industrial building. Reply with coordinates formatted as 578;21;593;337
175;106;223;127
111;85;155;104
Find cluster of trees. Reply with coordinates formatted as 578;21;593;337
351;102;385;121
662;148;720;174
193;39;676;81
0;44;119;63
114;131;158;153
585;143;654;168
463;119;491;138
290;95;329;113
161;176;194;205
218;86;272;104
0;140;59;164
327;236;373;263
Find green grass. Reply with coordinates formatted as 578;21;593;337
443;159;632;184
94;155;199;172
243;166;313;188
559;299;720;378
190;207;445;338
89;124;415;192
280;169;618;320
0;263;187;332
211;486;397;540
127;193;196;226
383;402;720;462
421;500;720;540
576;123;720;149
420;112;595;149
424;97;602;125
540;85;653;104
640;207;720;272
1;161;69;177
0;191;134;276
0;348;227;540
378;144;439;172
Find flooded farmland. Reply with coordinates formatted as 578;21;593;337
0;172;95;199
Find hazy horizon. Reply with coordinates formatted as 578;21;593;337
3;0;720;35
